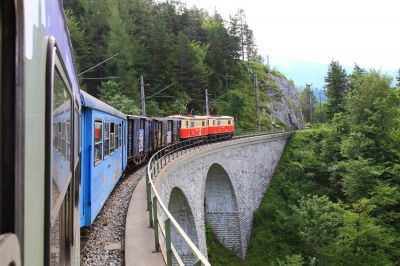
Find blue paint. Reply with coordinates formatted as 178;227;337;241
80;92;127;227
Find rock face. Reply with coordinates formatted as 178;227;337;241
264;75;304;130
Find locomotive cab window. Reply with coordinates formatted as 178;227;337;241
94;120;102;164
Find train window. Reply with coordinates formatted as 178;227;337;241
94;120;102;164
228;120;231;125
202;121;205;127
50;67;73;265
115;124;119;151
110;123;115;153
118;124;122;148
104;122;110;158
191;121;195;127
186;121;189;128
217;120;221;126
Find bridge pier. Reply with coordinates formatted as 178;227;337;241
154;133;291;261
205;163;242;258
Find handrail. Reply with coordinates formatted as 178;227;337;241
146;129;289;265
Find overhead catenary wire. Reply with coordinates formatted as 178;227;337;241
78;53;120;77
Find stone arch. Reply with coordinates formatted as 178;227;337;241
204;163;242;257
168;187;199;265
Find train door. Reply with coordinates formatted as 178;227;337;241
0;1;22;265
45;39;79;266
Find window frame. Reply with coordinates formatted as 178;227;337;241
110;122;115;154
103;121;110;159
118;123;122;148
45;38;76;266
94;119;103;166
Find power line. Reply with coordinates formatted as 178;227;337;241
79;76;120;80
78;53;120;76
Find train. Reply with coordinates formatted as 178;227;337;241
0;1;234;265
80;91;234;227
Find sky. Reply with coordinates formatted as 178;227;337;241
182;0;400;71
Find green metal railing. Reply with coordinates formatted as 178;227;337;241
145;129;288;265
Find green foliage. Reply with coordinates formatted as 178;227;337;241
324;60;349;119
233;70;400;265
64;1;265;123
274;255;304;266
291;195;344;260
98;81;140;115
206;226;242;266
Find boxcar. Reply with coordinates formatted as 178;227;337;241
80;91;127;227
171;119;181;144
127;115;152;164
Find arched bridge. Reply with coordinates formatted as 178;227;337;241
126;132;291;265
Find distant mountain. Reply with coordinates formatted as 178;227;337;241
266;56;398;90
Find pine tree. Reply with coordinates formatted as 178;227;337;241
324;60;349;119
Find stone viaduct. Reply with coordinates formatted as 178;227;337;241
153;132;291;263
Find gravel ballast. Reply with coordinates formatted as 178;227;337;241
80;166;145;265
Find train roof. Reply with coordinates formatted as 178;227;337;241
127;115;152;121
168;115;209;120
80;91;126;119
216;116;234;119
168;115;233;120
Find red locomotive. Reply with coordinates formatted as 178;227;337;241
169;115;235;139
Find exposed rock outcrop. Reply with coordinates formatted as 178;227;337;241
264;75;304;130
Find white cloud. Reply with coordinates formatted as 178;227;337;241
182;0;400;70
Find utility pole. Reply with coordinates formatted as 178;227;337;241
318;89;322;123
306;83;313;127
140;76;146;116
205;89;210;116
224;73;229;101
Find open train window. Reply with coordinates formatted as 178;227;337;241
94;120;102;165
110;123;115;153
186;121;189;128
228;120;231;125
104;122;110;158
202;121;205;127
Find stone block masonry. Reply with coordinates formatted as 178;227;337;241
154;132;291;261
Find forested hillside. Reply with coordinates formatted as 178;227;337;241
65;0;300;130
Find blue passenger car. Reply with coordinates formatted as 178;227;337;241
80;91;127;227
